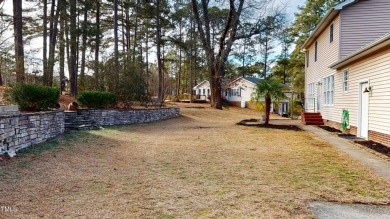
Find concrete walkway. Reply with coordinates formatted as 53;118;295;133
309;201;390;219
272;117;390;181
301;125;390;181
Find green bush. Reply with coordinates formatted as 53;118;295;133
77;91;118;109
4;83;60;111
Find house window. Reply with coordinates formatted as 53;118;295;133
231;88;241;97
330;23;334;43
207;89;210;95
306;50;309;67
308;82;315;107
203;89;205;95
323;75;334;105
315;41;318;62
343;69;349;92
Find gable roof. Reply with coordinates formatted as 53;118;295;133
330;32;390;69
243;77;260;85
226;76;261;88
302;0;360;49
192;80;210;89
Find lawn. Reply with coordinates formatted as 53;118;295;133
1;106;390;218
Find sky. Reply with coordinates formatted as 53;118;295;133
278;0;306;20
0;0;307;77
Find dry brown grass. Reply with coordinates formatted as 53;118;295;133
1;105;390;218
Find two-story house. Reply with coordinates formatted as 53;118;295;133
303;0;390;146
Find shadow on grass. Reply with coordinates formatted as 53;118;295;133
17;131;83;157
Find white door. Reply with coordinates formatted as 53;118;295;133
359;82;369;139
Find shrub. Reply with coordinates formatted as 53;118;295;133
4;83;60;111
77;91;118;109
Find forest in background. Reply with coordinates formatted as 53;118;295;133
0;0;344;108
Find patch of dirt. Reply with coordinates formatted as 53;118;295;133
318;125;342;133
59;94;76;110
338;133;358;140
354;140;390;158
237;119;302;131
257;124;303;131
184;106;205;109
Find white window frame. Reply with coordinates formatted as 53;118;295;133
343;69;349;93
231;87;241;97
323;75;334;106
308;82;315;108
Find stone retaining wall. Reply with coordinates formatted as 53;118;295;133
0;111;65;156
1;107;180;156
65;108;180;129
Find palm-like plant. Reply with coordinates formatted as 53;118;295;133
253;77;287;125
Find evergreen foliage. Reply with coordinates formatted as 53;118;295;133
4;83;60;111
77;91;118;109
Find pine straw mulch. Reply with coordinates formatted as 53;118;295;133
317;125;342;133
354;140;390;158
0;107;390;218
237;119;302;131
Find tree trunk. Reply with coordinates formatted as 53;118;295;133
59;0;65;92
47;0;61;87
145;19;149;81
0;58;3;86
125;4;130;53
43;0;47;85
176;21;182;98
132;0;139;64
94;0;100;90
265;95;271;125
191;0;244;110
80;2;88;91
156;0;164;105
113;0;119;92
69;0;77;96
65;5;71;86
189;19;193;103
13;0;25;82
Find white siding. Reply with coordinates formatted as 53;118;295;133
305;15;340;122
334;47;390;135
340;0;390;58
226;79;256;102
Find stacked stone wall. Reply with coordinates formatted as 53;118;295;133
1;107;180;156
0;111;65;156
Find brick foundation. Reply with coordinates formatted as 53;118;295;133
228;101;242;107
368;130;390;147
324;120;390;148
324;120;357;136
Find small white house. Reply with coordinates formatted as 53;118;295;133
223;77;262;108
224;76;292;113
192;80;211;102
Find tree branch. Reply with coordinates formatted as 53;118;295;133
191;0;210;51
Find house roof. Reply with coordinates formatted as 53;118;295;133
226;76;261;88
243;77;261;85
330;32;390;69
192;80;210;89
302;0;360;49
